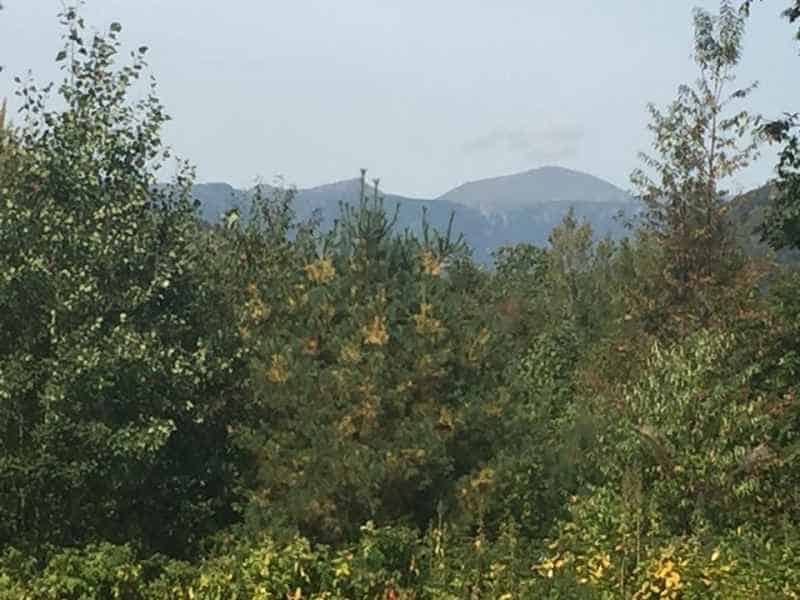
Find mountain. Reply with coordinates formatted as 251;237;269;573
437;166;633;214
191;182;251;223
191;173;800;270
727;184;800;267
192;167;641;263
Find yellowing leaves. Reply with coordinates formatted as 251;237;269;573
332;555;351;579
420;249;442;276
337;415;356;437
300;336;319;356
304;257;336;284
470;466;495;491
362;315;389;346
535;553;570;579
318;301;336;323
437;407;455;432
634;553;686;600
244;282;271;322
266;354;289;383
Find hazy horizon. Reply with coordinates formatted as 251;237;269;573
2;1;799;197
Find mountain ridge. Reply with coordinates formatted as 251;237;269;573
436;166;633;214
192;166;641;262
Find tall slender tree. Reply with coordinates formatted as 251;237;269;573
632;1;760;309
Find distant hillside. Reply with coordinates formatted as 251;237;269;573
191;167;641;263
437;166;633;214
727;184;800;266
191;183;252;223
182;172;800;266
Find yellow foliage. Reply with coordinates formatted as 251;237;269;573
470;466;495;491
420;249;442;276
337;415;356;437
318;302;336;323
287;285;309;311
300;336;319;356
634;551;686;599
362;315;389;346
437;407;455;432
535;552;571;579
267;354;290;383
304;257;336;284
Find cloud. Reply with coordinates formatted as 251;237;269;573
462;124;584;162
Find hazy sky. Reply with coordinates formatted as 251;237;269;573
1;1;798;197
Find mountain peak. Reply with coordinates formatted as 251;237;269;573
525;165;581;174
437;166;630;213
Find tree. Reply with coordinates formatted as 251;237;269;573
0;8;246;556
631;1;759;316
741;0;800;38
739;1;800;250
760;115;800;250
231;176;507;545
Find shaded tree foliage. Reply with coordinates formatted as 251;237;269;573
0;9;247;557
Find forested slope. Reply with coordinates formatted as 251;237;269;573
2;2;800;598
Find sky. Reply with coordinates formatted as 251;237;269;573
1;1;798;198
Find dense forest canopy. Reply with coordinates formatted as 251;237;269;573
1;1;800;598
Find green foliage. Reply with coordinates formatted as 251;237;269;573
761;115;800;251
743;0;800;251
0;9;246;555
2;3;800;597
229;175;505;544
632;1;759;327
598;329;787;530
0;543;144;600
5;522;800;598
539;497;800;599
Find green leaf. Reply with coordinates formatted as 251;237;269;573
55;50;68;62
110;22;122;33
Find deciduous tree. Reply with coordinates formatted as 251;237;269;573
632;1;759;317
